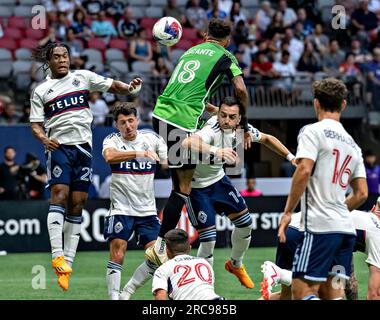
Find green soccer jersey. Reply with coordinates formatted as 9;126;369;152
152;41;243;132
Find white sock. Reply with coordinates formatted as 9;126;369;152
154;236;166;255
106;261;122;300
120;260;156;300
63;215;82;267
279;268;292;286
197;241;216;266
47;204;65;259
230;225;252;268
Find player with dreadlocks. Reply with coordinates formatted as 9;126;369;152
29;42;142;291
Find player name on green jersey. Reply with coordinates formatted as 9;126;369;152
153;42;243;132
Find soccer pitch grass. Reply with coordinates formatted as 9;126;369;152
0;248;370;300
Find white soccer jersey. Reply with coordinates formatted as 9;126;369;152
296;119;366;234
30;70;113;146
192;116;262;188
351;210;380;270
102;130;167;217
290;210;380;269
152;254;220;300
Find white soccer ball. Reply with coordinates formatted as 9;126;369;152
152;16;182;47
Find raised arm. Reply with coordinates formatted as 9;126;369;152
103;148;159;164
107;78;143;95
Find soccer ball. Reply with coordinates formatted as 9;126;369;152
152;16;182;47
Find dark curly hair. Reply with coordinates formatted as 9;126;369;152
207;18;232;40
312;78;348;113
31;42;71;72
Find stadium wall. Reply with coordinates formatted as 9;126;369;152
0;195;377;253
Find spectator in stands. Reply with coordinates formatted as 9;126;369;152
57;0;81;21
104;0;125;23
322;39;345;77
0;146;19;200
70;51;87;70
39;27;59;47
278;0;297;28
273;50;296;104
66;28;84;57
218;0;233;15
207;0;228;20
339;52;363;98
21;153;47;200
186;0;208;36
251;51;278;80
0;103;20;125
264;11;285;39
70;9;92;42
89;92;110;126
232;20;249;47
294;20;307;42
117;7;139;40
235;49;250;77
367;47;380;110
296;8;313;37
81;0;103;19
283;28;304;66
240;178;263;197
351;0;378;46
255;1;274;33
364;149;380;194
230;1;247;25
129;28;154;68
164;0;186;25
56;11;70;41
91;10;118;44
307;23;329;56
19;102;31;124
297;41;321;73
350;38;372;71
152;57;171;77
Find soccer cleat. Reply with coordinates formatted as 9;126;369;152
52;256;72;274
224;260;254;289
144;245;168;267
260;261;281;300
55;271;71;291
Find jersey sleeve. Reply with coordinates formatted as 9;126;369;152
226;54;243;80
154;134;168;161
194;117;217;145
83;70;113;92
102;134;118;156
351;151;367;180
29;89;45;123
296;125;319;162
152;266;169;294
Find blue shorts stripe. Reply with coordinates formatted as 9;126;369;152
298;232;311;272
302;233;313;272
184;197;198;227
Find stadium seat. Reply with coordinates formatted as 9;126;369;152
110;61;129;76
0;48;13;78
129;0;150;6
109;38;128;51
19;0;41;5
87;38;107;51
0;38;17;53
0;0;17;5
171;49;185;64
25;28;45;40
105;48;125;62
150;0;167;6
3;27;23;40
32;62;45;83
145;7;163;18
241;0;259;8
15;48;31;60
85;61;104;73
14;5;34;17
145;28;153;40
131;7;145;19
317;0;335;9
131;61;152;73
140;17;158;29
82;48;103;63
182;28;198;40
12;60;32;90
0;6;14;18
173;39;193;51
7;16;27;29
176;0;187;6
19;38;38;49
